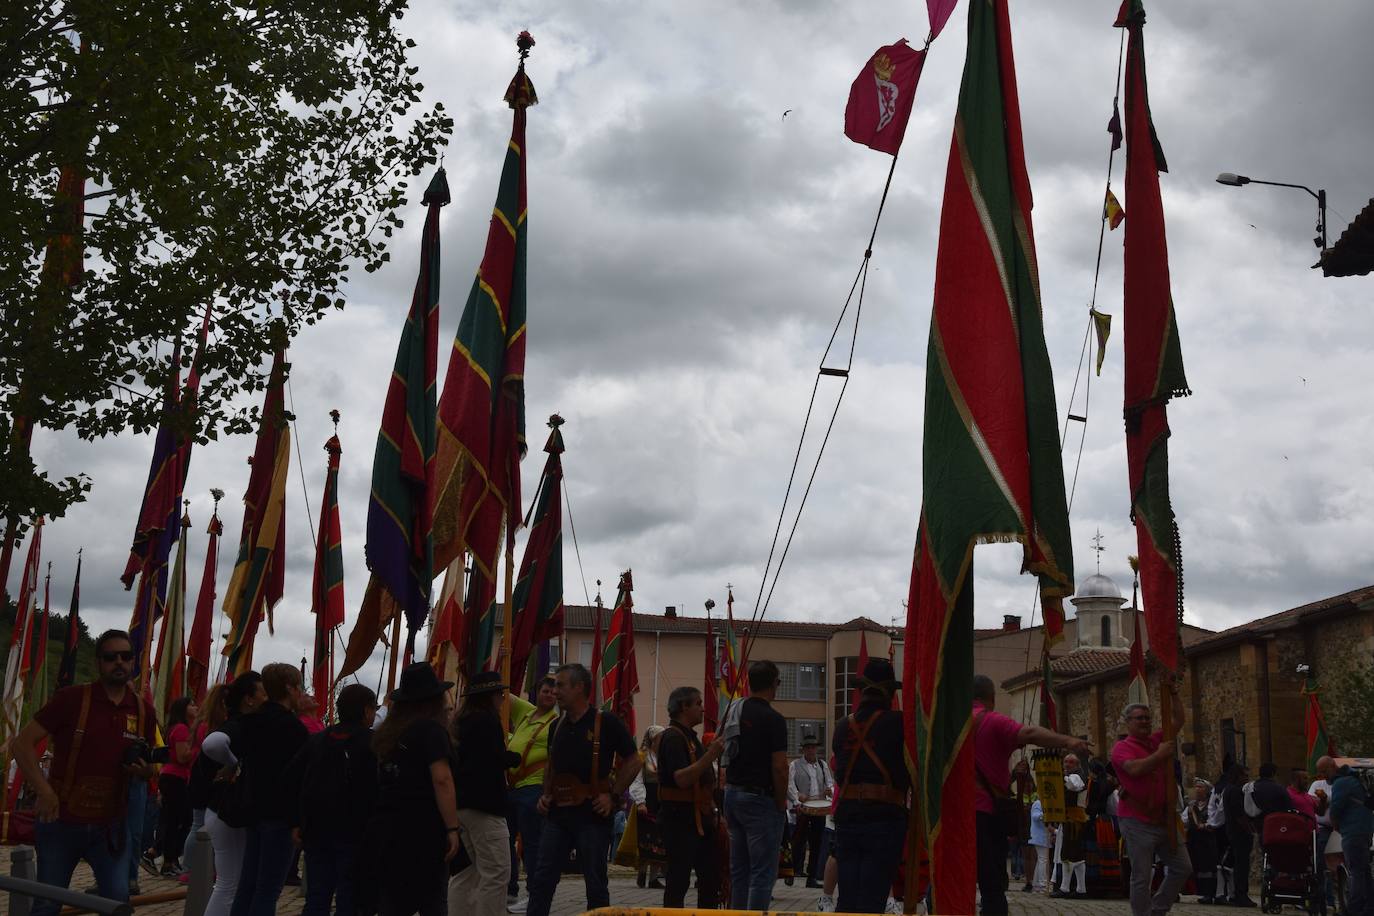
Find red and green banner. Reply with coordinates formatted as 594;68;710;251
1118;0;1189;675
508;416;565;691
1303;676;1334;775
1128;607;1149;707
313;433;346;715
1;518;42;744
902;1;1076;910
184;500;222;702
153;509;190;722
719;587;747;706
365;169;448;655
432;47;535;675
600;570;640;736
222;349;290;677
55;550;81;690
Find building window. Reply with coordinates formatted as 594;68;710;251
547;642;561;670
1100;615;1112;647
834;656;859;721
786;718;827;757
579;640;593;667
777;662;799;701
798;662;826;701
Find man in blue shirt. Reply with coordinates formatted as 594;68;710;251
1328;761;1373;916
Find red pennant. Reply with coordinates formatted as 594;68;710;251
844;40;927;156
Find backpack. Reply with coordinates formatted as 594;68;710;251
300;727;358;832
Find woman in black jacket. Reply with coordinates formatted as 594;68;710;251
447;671;521;916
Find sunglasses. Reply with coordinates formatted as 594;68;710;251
101;651;135;663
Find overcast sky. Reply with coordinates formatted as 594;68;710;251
24;0;1374;689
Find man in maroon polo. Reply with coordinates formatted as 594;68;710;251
12;629;159;908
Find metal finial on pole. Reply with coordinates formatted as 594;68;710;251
1090;528;1106;573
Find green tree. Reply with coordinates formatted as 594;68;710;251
1325;661;1374;757
1;0;451;526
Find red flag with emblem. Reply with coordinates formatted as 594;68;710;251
844;40;927;156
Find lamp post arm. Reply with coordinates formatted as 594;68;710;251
1245;178;1320;201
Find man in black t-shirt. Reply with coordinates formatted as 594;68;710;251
657;685;725;909
724;660;789;910
832;658;910;914
527;663;640;916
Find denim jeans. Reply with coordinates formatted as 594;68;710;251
835;817;905;913
525;811;612;916
1343;832;1373;916
507;784;545;897
1119;816;1193;916
725;787;785;910
33;818;131;914
126;779;148;883
303;834;362;916
229;819;296;916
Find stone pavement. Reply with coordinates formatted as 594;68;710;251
16;863;1239;915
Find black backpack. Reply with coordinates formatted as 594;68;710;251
300;727;360;833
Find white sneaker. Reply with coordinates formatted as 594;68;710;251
816;894;835;912
507;898;529;914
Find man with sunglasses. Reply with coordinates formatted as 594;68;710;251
12;629;160;908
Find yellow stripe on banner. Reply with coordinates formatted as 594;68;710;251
450;337;493;388
508;139;521;157
955;117;1019;346
493;207;517;241
478;277;508;334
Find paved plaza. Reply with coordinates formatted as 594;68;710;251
15;862;1254;915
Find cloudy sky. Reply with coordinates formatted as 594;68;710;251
25;0;1374;688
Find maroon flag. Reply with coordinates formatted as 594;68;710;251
313;430;346;713
844;40;927;156
55;550;82;689
185;495;223;702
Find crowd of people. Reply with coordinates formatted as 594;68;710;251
14;628;1371;916
975;672;1374;916
9;628;926;915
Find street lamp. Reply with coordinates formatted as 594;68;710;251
1216;172;1327;251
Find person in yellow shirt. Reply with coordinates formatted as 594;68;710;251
506;676;558;913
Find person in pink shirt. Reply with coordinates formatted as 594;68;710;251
1289;770;1319;825
1109;692;1192;916
297;693;326;735
973;675;1092;916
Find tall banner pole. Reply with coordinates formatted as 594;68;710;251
501;540;515;731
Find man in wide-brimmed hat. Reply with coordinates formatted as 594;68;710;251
829;657;907;914
788;731;833;890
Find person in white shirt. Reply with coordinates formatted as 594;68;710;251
787;734;834;889
1309;759;1338;908
1029;797;1052;892
1052;754;1089;897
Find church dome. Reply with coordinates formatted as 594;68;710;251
1074;573;1123;601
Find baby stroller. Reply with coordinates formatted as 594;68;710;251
1259;812;1323;914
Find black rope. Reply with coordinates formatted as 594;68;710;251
563;485;592;606
741;155;900;667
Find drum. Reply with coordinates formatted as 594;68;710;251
799;799;832;817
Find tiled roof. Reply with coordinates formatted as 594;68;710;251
1001;648;1129;689
1322;198;1374;278
559;606;892;639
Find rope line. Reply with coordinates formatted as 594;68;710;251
563;485;592;607
740;154;900;669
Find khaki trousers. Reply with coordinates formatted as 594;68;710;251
448;808;512;916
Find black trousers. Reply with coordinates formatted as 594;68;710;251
156;774;191;864
1187;827;1218;898
659;808;719;909
1227;830;1254;903
976;811;1010;915
791;811;826;882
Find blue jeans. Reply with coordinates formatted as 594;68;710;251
229;820;296;916
303;834;362;916
126;779;148;883
836;818;906;913
1344;832;1373;916
33;818;131;914
526;812;612;916
507;784;545;897
725;787;785;910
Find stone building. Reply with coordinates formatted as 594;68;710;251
1005;583;1374;780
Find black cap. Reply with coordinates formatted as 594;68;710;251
857;658;901;694
462;671;509;697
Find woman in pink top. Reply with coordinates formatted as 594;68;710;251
157;696;200;876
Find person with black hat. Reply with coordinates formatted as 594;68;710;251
526;663;640;916
656;685;726;909
830;658;909;914
788;732;834;889
372;661;460;916
448;671;522;916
